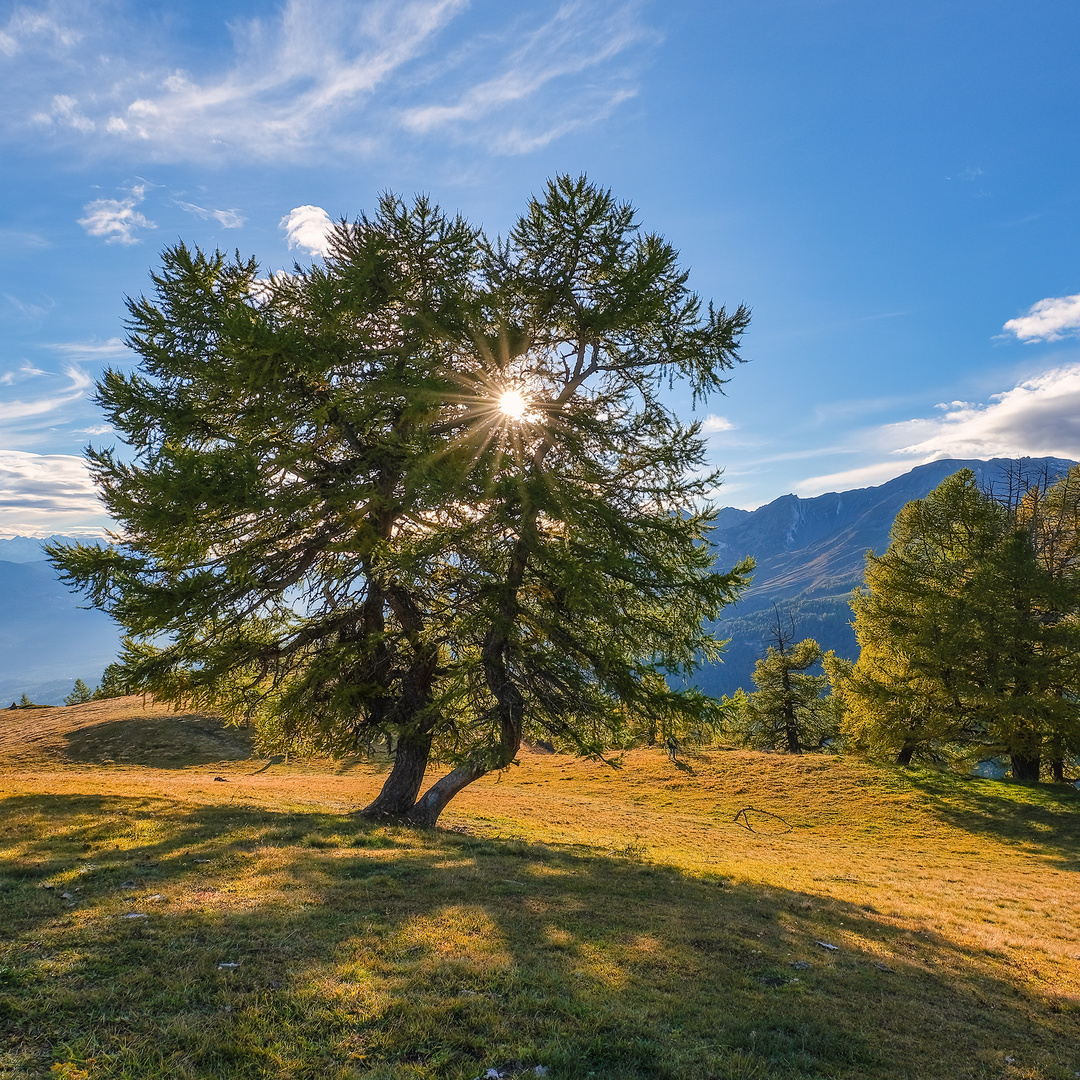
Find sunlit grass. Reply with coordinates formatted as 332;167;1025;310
0;701;1077;1078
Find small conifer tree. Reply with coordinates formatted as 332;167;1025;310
64;679;94;705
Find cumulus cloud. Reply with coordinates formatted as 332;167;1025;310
7;1;653;163
796;363;1080;497
701;414;735;433
0;449;106;536
1003;294;1080;342
78;184;155;245
281;205;334;258
177;201;246;229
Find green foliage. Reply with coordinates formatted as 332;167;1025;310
92;662;130;700
835;467;1080;776
63;679;94;706
726;620;841;752
48;176;752;823
17;694;36;709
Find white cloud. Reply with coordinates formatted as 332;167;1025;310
34;92;94;132
0;7;80;58
177;201;246;229
5;1;653;163
0;449;106;536
1003;293;1080;342
401;4;651;152
796;363;1080;497
281;205;334;258
701;414;735;433
78;184;155;244
0;364;93;423
47;337;131;359
0;362;49;386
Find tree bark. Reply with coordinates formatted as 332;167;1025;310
360;731;432;818
896;744;915;765
400;762;490;827
1051;757;1065;783
1010;752;1042;781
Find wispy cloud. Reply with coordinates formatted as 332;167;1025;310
0;364;93;422
796;363;1080;496
46;337;131;360
281;205;334;258
400;3;653;153
78;183;155;244
0;6;80;58
0;449;105;536
177;201;246;229
1003;293;1080;342
6;0;654;163
0;362;49;386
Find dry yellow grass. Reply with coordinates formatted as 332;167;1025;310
1;698;1078;1079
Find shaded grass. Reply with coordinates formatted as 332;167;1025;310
0;708;1078;1078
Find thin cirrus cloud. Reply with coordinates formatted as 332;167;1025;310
1003;293;1080;342
177;201;246;229
0;364;93;423
78;184;155;244
796;364;1080;497
400;3;653;153
9;0;652;162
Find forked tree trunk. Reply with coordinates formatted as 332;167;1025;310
400;762;490;827
1010;752;1041;782
360;732;432;818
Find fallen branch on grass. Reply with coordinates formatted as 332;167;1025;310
732;806;793;833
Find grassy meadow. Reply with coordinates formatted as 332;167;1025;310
1;698;1078;1079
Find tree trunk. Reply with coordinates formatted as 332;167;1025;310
360;732;432;818
1051;757;1064;783
1010;752;1041;781
896;743;915;765
401;762;490;827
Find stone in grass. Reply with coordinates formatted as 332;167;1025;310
815;941;839;951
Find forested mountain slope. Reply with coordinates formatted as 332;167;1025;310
700;457;1076;698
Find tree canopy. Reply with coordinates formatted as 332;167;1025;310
836;467;1080;778
50;175;752;824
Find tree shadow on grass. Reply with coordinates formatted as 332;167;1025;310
905;771;1080;871
0;793;1076;1080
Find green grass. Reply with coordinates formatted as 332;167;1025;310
1;702;1078;1079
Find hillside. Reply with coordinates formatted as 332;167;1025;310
0;699;1077;1079
701;456;1076;697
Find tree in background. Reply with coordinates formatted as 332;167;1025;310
64;679;94;705
50;176;752;825
92;663;129;700
728;610;840;752
836;468;1080;778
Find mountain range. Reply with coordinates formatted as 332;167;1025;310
697;456;1076;698
2;457;1073;705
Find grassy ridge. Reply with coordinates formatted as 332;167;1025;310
1;701;1078;1079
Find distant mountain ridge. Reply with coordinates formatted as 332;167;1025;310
698;456;1077;698
2;458;1074;705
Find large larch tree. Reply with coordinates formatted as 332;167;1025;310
51;176;753;824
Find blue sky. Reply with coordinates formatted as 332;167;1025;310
1;0;1078;537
